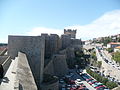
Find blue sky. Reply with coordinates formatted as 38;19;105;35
0;0;120;42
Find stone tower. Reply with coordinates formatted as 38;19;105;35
64;29;77;39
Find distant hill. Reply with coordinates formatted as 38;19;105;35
0;43;7;46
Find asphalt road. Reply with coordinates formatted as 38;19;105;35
84;44;120;81
95;46;120;81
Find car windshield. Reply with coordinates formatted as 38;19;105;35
84;74;91;79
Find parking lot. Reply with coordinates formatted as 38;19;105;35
59;69;96;90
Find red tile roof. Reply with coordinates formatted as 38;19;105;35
109;42;120;45
115;46;120;49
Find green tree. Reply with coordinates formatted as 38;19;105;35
86;68;118;89
117;37;120;42
97;61;102;68
102;37;112;46
75;50;84;57
107;48;113;53
91;51;97;60
102;78;109;85
112;51;120;63
106;81;118;89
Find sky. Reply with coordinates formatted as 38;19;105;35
0;0;120;43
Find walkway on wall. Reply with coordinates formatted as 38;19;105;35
0;57;18;90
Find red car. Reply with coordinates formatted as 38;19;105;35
70;87;76;90
77;86;86;90
69;80;75;84
86;78;92;82
95;85;105;89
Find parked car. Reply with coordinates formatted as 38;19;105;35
116;65;119;67
66;84;71;90
75;81;83;86
92;82;103;88
59;79;64;84
88;80;98;85
96;86;109;90
62;84;66;88
86;78;93;82
61;87;66;90
76;79;81;82
95;85;105;89
75;85;88;90
81;73;92;81
70;87;76;90
69;80;75;84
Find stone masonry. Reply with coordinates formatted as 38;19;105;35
8;35;45;89
44;54;68;77
64;29;77;39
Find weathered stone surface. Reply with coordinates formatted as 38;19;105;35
8;35;45;89
41;80;59;90
44;54;68;77
61;34;71;49
17;52;37;90
61;34;82;50
53;54;68;77
44;59;54;75
41;34;61;59
64;29;77;39
59;47;75;60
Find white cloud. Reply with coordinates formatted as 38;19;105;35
1;10;120;43
27;10;120;40
27;27;63;36
0;38;8;43
65;10;120;40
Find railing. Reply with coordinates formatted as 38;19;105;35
0;48;7;56
1;56;20;90
2;56;12;76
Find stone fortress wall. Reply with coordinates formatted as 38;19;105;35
7;29;82;90
41;80;59;90
43;54;68;90
41;34;61;59
8;35;45;89
52;54;68;77
61;34;71;49
44;54;68;77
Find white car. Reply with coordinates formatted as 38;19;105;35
61;87;66;90
116;65;119;67
118;67;120;70
75;82;83;86
59;79;64;84
76;79;81;82
75;79;82;85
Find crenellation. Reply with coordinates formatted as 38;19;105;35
64;29;77;39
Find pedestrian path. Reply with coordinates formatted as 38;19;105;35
0;57;18;90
